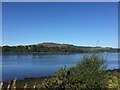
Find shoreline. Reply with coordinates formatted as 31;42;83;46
3;75;53;83
2;68;120;88
2;52;119;55
2;68;120;82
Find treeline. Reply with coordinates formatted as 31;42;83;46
2;45;88;53
2;45;120;53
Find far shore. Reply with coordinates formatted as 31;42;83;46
2;51;119;55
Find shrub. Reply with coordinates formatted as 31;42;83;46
75;54;107;89
38;54;107;89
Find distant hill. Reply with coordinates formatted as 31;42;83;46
36;42;74;47
34;42;94;49
2;42;119;53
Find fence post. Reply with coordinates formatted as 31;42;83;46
24;83;27;90
7;81;11;90
11;78;16;90
0;82;3;90
33;82;36;90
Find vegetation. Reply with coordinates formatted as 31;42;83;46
2;70;120;90
2;45;86;53
2;43;119;53
37;54;119;89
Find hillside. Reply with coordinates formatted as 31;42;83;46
2;42;119;53
36;42;74;47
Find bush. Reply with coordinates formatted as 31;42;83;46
38;54;107;89
75;54;107;89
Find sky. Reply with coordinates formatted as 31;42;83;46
2;2;118;47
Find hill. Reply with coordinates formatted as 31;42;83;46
2;42;119;53
36;42;74;47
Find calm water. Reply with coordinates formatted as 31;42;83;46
2;53;119;81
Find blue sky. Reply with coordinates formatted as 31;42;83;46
2;2;118;47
